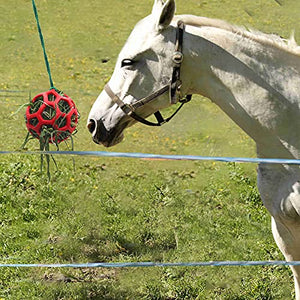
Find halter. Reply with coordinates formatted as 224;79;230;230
104;20;192;127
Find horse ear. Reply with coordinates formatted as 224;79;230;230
152;0;164;14
152;0;176;31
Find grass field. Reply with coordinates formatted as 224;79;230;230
0;0;300;299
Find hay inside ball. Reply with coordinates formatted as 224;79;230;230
25;89;79;144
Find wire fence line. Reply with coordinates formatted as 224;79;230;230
0;261;300;268
0;90;27;93
1;135;299;269
1;149;298;269
0;89;99;97
1;150;300;165
1;152;299;269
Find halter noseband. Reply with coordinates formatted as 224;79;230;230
104;20;192;127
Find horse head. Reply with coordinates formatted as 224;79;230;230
87;0;186;147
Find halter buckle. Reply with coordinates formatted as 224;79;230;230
172;51;183;65
121;103;134;115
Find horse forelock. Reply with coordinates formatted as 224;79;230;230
173;14;300;57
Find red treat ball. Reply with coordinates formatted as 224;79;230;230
25;89;79;144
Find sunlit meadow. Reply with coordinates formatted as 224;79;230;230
0;0;299;298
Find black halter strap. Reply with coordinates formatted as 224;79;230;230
170;20;185;104
104;20;192;127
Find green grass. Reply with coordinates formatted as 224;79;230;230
0;0;299;299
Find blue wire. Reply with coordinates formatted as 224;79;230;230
1;150;300;165
0;261;299;268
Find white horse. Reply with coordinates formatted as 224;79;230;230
88;0;300;297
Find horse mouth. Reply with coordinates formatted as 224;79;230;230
93;131;124;147
88;118;128;147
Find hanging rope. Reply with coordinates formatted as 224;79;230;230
31;0;56;90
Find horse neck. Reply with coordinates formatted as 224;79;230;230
182;25;300;159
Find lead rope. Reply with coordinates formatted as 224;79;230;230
31;0;56;91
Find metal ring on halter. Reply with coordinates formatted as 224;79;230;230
172;51;184;65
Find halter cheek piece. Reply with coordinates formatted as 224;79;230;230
104;20;192;127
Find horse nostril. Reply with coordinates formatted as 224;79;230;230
87;119;96;134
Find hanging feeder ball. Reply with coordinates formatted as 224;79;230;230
25;89;79;144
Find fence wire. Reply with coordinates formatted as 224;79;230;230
1;150;300;165
0;261;299;268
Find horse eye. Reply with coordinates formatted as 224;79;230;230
121;59;134;68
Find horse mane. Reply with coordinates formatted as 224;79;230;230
173;15;300;57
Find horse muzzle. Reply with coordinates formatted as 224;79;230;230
87;118;124;147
